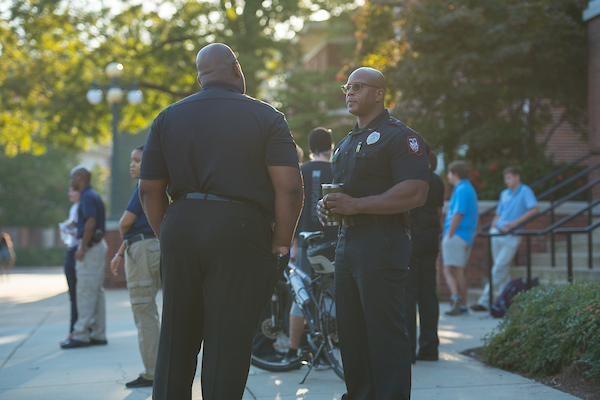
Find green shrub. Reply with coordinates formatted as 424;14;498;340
482;282;600;380
14;247;67;267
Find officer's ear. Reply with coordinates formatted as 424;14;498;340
375;88;385;102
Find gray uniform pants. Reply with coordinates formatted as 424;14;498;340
72;240;108;342
125;237;161;380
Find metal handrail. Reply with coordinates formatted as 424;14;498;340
535;162;600;200
479;172;600;310
480;176;600;238
553;215;600;283
479;151;600;231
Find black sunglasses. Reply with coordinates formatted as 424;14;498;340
341;82;381;94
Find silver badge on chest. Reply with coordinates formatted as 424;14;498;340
366;131;380;145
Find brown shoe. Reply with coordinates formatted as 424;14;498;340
470;304;488;312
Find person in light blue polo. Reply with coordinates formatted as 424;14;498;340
471;166;539;312
442;161;479;316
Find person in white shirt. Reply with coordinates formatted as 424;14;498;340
59;187;80;344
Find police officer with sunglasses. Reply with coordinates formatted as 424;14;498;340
318;67;430;400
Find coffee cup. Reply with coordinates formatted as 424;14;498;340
321;183;344;226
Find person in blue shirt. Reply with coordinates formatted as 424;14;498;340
442;161;479;316
61;166;108;348
110;145;161;388
471;166;539;312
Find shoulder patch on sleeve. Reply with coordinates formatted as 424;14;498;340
407;136;423;156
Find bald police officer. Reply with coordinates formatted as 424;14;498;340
318;67;429;400
139;43;303;400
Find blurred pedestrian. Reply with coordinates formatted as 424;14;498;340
406;146;444;362
470;166;538;311
138;43;303;400
0;232;16;279
442;161;479;316
286;127;337;365
61;166;108;349
110;145;161;388
58;186;80;344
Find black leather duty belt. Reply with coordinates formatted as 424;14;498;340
342;214;404;228
176;192;268;219
126;232;156;246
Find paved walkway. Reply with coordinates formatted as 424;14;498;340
0;267;578;399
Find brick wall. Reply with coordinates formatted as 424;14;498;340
537;107;590;164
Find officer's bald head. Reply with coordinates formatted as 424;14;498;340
70;166;91;191
348;67;386;92
196;43;246;93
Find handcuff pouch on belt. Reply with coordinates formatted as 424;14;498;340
86;229;104;248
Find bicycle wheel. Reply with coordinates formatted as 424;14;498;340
251;281;302;372
318;282;344;380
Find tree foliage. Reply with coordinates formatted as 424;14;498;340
274;12;358;150
0;148;77;227
353;0;588;166
0;0;350;156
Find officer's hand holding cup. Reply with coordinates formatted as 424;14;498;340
316;199;329;226
321;183;344;226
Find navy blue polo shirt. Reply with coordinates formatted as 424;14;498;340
139;81;299;216
76;185;106;238
123;185;154;240
331;109;429;202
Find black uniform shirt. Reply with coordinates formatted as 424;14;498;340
331;109;429;204
139;81;299;216
411;172;445;228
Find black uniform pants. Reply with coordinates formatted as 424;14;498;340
406;248;440;360
153;200;281;400
335;222;412;400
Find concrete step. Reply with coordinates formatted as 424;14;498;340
466;288;484;305
510;265;600;283
531;252;600;268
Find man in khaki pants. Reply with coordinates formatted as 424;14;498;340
61;166;108;349
111;145;161;388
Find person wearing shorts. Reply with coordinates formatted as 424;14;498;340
442;161;478;316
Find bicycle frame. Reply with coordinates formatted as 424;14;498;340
283;261;333;383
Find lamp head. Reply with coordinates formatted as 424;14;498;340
105;62;124;79
86;89;103;105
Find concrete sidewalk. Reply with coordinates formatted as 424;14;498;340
0;267;578;400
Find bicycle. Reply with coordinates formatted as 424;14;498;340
251;231;344;383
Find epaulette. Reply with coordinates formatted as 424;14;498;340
388;117;406;128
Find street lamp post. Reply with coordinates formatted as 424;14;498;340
87;62;143;221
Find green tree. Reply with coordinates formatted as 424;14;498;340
274;11;359;150
0;0;107;155
1;0;354;156
0;148;77;227
353;0;588;166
